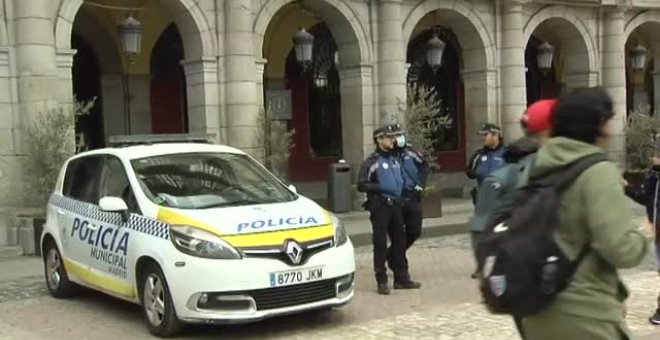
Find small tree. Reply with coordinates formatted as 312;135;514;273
393;83;452;174
256;107;295;182
625;106;660;172
23;98;95;207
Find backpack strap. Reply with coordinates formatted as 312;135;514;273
536;153;609;272
533;153;610;192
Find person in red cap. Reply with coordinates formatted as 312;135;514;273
469;98;558;339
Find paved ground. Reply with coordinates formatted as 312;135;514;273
0;235;659;339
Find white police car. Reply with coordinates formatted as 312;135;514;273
41;134;355;337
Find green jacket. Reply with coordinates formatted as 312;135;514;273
528;137;648;323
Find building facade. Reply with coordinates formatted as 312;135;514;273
0;0;659;245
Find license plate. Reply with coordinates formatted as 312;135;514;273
269;266;324;287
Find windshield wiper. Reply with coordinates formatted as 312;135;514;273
197;198;267;209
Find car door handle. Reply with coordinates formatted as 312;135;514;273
57;209;65;216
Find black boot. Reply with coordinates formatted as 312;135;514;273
377;283;390;295
394;280;422;289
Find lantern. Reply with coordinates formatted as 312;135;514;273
118;14;142;56
630;44;648;71
426;33;445;72
537;42;554;71
293;28;314;71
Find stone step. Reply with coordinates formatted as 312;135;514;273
0;246;22;259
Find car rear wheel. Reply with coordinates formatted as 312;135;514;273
140;263;184;337
43;242;78;298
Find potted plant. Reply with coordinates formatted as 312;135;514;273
256;106;295;183
394;83;452;218
624;106;660;186
18;97;94;255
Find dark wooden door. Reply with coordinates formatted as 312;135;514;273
151;75;185;134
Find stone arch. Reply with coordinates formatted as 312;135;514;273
402;0;495;71
55;0;216;58
71;7;122;75
523;6;599;76
254;0;372;66
624;11;660;114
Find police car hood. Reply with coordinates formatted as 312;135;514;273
156;196;335;249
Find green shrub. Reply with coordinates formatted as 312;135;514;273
23;98;95;207
256;107;295;182
625;106;660;172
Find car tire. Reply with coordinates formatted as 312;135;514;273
140;263;184;338
43;241;78;298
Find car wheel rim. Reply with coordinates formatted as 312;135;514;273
144;274;166;327
46;248;61;289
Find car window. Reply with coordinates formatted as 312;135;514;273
62;155;104;204
100;156;140;214
130;152;297;209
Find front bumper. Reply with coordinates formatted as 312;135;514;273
164;241;355;323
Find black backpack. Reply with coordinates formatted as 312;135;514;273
475;153;609;317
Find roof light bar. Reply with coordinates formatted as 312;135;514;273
108;134;215;147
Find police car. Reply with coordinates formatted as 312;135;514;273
41;134;355;337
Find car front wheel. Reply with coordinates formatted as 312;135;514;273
140;263;184;337
43;241;78;298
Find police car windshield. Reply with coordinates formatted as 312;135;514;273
131;152;296;209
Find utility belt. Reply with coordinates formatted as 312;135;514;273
362;194;403;210
402;189;422;201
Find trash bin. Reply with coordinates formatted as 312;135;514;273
328;160;352;213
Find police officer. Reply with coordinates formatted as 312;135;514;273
387;123;429;271
466;123;506;205
358;124;421;295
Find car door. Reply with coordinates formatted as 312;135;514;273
58;155;104;274
87;155;141;297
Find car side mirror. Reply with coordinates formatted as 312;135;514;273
288;184;297;194
99;196;130;223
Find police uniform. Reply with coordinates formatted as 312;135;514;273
466;123;506;204
387;124;429;270
357;125;420;294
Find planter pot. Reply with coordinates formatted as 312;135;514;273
623;171;647;187
422;190;442;218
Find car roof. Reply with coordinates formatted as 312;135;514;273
71;143;247;161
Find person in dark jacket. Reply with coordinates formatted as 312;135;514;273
466;123;506;205
469;99;558;339
357;124;421;295
625;157;660;325
386;123;429;271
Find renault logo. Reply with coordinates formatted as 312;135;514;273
284;240;303;265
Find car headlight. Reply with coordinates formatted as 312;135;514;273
170;225;242;259
331;214;348;247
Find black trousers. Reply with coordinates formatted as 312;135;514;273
369;199;408;284
387;198;422;269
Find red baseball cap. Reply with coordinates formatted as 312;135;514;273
521;99;558;134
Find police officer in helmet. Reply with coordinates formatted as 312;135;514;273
387;123;429;272
357;124;422;295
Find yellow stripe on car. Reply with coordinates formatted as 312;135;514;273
156;207;336;248
223;224;334;248
63;258;135;298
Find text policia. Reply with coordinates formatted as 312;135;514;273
71;217;130;278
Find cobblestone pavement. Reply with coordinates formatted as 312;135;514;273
0;235;659;339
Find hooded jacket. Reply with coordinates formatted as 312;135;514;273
526;137;647;324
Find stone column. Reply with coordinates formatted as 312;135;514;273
182;58;221;141
601;8;627;166
377;0;406;124
224;0;259;155
255;59;268;108
499;0;527;141
15;0;60;121
338;64;375;165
